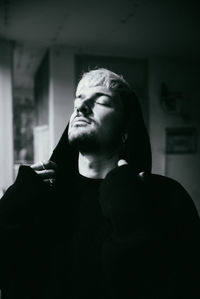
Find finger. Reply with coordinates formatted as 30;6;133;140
35;169;56;179
31;163;41;170
31;161;46;170
43;178;56;187
45;160;58;170
31;160;58;171
117;159;128;167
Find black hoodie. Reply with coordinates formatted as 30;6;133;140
0;99;200;298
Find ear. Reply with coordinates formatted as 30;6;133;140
122;116;131;142
122;133;128;144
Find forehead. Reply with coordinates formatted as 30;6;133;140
76;83;121;102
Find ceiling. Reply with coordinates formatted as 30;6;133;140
0;0;200;88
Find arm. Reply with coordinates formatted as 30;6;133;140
0;165;52;288
99;165;200;298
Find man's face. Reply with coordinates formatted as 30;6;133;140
68;84;124;153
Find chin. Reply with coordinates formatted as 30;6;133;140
68;126;92;141
68;129;99;152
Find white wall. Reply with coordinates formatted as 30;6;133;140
49;46;75;151
149;58;200;212
0;40;13;192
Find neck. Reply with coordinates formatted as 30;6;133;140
78;150;120;179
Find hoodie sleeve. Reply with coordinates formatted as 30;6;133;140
99;165;200;298
0;165;50;288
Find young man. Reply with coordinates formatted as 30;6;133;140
0;68;200;299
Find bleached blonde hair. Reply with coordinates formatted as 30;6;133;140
77;68;130;93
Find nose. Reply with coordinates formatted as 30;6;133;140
75;98;91;116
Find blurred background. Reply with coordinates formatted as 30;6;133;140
0;0;200;213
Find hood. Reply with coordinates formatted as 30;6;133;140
50;103;151;177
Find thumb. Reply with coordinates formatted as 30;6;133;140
117;159;128;167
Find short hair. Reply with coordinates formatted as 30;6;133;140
77;68;138;121
77;68;129;91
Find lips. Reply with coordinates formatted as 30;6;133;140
72;117;91;125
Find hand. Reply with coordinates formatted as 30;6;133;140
31;160;58;187
117;159;128;167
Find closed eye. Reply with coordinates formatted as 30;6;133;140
95;95;113;107
96;101;111;107
74;92;114;108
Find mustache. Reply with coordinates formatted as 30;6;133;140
71;114;94;124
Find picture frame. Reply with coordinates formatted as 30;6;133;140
166;127;197;154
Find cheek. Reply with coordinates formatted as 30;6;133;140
104;110;123;126
98;113;123;136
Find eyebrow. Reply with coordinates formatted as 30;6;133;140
75;92;114;101
96;92;114;100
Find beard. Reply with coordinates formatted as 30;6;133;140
68;125;123;154
68;126;101;153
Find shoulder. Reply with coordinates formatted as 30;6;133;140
143;173;200;230
145;172;183;188
143;172;188;198
104;164;187;194
103;165;199;219
1;165;51;206
146;173;194;204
